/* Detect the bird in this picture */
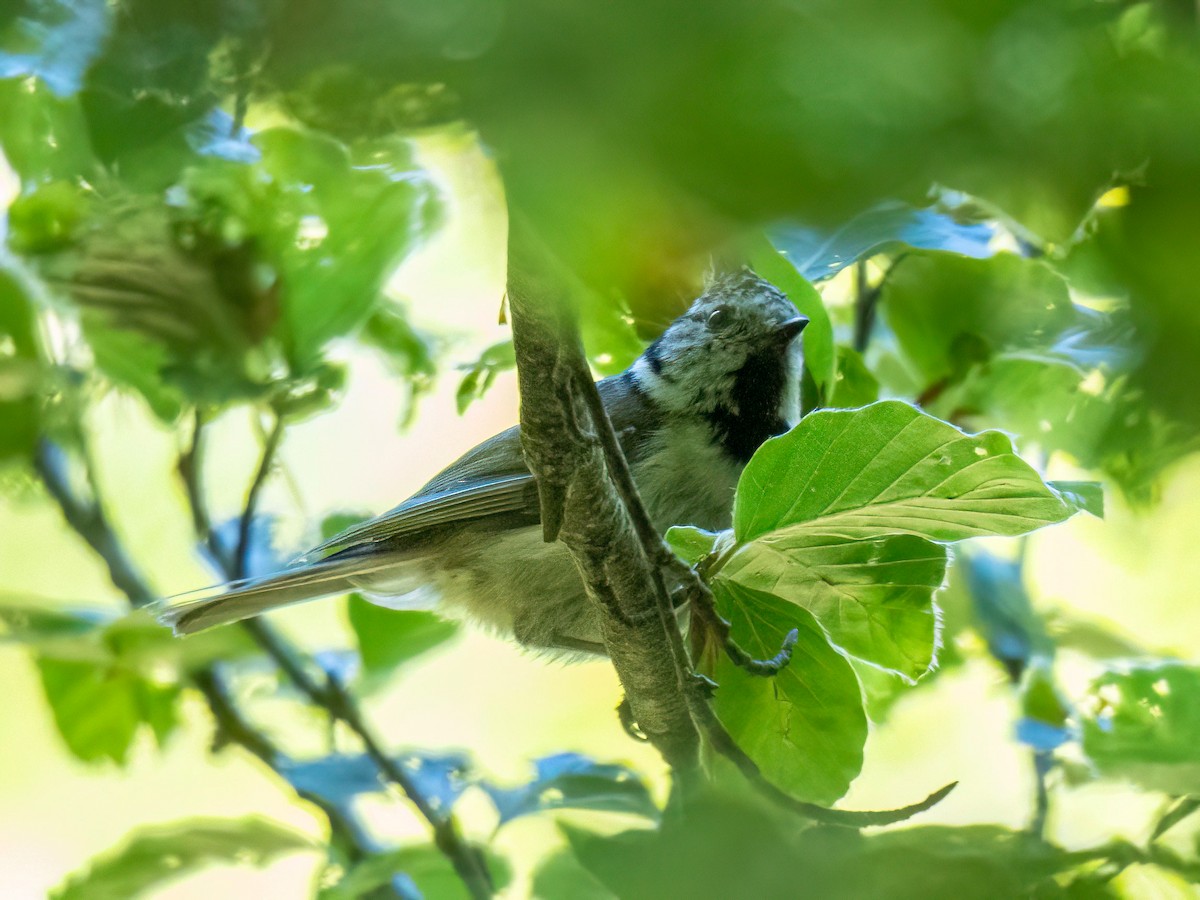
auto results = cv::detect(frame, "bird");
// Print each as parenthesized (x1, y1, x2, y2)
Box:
(157, 268, 809, 657)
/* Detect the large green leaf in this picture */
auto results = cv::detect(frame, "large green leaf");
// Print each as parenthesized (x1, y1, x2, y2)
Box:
(0, 76, 96, 182)
(53, 818, 312, 900)
(717, 533, 945, 681)
(1081, 663, 1200, 795)
(733, 401, 1086, 543)
(711, 581, 867, 805)
(37, 656, 179, 765)
(566, 795, 1102, 900)
(29, 607, 249, 763)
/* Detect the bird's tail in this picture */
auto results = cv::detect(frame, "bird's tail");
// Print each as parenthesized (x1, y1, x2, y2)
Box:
(154, 553, 403, 635)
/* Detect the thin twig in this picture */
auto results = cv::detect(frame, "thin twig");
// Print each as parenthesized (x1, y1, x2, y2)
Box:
(34, 439, 154, 607)
(685, 674, 956, 827)
(193, 667, 411, 900)
(234, 412, 285, 580)
(202, 412, 494, 898)
(177, 409, 225, 569)
(33, 437, 395, 883)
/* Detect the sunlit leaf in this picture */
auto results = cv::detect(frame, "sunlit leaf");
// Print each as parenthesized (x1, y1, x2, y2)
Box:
(52, 818, 312, 900)
(664, 524, 720, 566)
(717, 533, 945, 680)
(710, 581, 866, 804)
(36, 656, 180, 764)
(1081, 663, 1200, 795)
(734, 401, 1086, 543)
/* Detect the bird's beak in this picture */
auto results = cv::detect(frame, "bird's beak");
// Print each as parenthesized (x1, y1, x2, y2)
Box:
(772, 315, 809, 346)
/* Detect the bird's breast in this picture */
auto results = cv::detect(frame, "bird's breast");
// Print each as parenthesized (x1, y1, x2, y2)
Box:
(630, 423, 744, 533)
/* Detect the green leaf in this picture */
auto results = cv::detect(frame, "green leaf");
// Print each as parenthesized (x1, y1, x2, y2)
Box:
(0, 76, 95, 182)
(0, 603, 112, 641)
(1081, 663, 1200, 795)
(770, 199, 998, 283)
(28, 608, 249, 763)
(456, 338, 515, 414)
(36, 656, 180, 765)
(744, 233, 836, 402)
(320, 844, 511, 900)
(480, 752, 659, 827)
(1046, 480, 1103, 519)
(82, 320, 186, 423)
(251, 128, 435, 372)
(664, 525, 721, 566)
(710, 581, 867, 805)
(347, 595, 459, 684)
(880, 251, 1077, 384)
(566, 795, 1095, 900)
(716, 533, 945, 680)
(0, 266, 42, 461)
(828, 344, 880, 409)
(531, 849, 616, 900)
(53, 817, 312, 900)
(733, 401, 1083, 544)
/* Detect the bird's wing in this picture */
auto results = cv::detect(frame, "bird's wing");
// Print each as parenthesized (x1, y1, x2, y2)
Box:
(302, 426, 538, 559)
(304, 372, 657, 560)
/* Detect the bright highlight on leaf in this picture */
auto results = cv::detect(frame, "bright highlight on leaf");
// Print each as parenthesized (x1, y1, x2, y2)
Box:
(692, 401, 1100, 804)
(711, 580, 867, 805)
(734, 400, 1092, 543)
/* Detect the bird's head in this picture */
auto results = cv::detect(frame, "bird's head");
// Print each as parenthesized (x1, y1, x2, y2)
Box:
(631, 268, 808, 460)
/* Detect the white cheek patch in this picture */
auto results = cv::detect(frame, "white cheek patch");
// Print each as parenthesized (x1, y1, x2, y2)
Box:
(781, 341, 804, 427)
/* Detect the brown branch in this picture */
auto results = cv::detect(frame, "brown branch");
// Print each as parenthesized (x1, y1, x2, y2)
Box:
(505, 218, 701, 778)
(504, 219, 956, 828)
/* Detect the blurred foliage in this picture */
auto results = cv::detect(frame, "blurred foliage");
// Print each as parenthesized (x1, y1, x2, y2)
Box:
(3, 0, 1200, 896)
(53, 817, 313, 900)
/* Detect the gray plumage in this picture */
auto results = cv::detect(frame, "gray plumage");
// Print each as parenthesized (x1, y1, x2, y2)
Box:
(156, 269, 808, 655)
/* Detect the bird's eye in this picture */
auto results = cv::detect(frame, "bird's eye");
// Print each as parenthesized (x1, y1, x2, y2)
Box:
(707, 307, 732, 330)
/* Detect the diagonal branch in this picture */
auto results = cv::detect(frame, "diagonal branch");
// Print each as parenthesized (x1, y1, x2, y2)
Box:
(35, 432, 492, 899)
(506, 219, 701, 777)
(185, 413, 495, 899)
(504, 219, 956, 828)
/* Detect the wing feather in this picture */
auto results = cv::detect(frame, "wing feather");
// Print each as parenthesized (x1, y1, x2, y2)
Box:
(301, 373, 655, 561)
